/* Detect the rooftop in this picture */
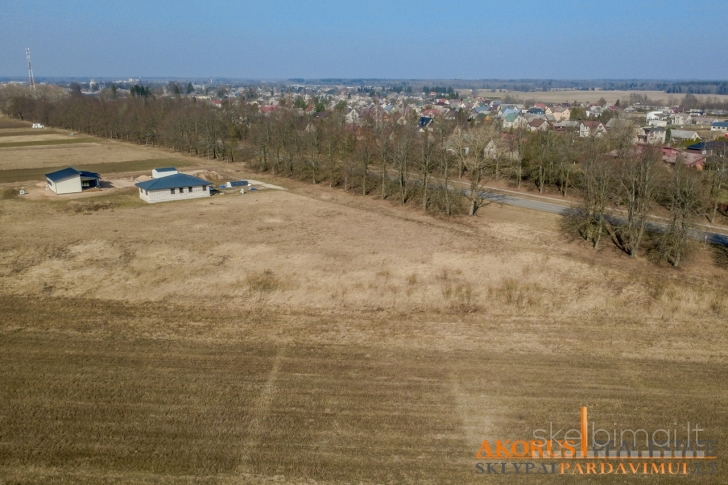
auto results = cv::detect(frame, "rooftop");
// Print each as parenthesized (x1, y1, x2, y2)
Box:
(136, 173, 211, 191)
(46, 167, 100, 182)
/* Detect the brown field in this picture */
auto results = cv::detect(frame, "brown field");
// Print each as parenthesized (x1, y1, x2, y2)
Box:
(0, 117, 31, 129)
(0, 140, 183, 170)
(0, 128, 61, 137)
(1, 125, 727, 484)
(471, 89, 728, 106)
(0, 133, 78, 144)
(0, 158, 196, 184)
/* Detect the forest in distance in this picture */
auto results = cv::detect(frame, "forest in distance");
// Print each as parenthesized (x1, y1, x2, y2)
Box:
(2, 88, 728, 270)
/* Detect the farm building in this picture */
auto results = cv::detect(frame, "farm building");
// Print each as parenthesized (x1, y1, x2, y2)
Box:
(152, 167, 178, 178)
(45, 167, 101, 195)
(135, 172, 211, 203)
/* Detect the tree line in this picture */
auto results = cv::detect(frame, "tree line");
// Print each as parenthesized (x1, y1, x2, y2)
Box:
(1, 88, 727, 268)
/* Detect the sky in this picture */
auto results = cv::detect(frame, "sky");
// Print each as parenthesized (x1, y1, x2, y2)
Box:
(1, 0, 727, 80)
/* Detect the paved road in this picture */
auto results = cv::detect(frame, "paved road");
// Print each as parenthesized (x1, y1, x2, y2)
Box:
(483, 191, 571, 215)
(478, 190, 728, 247)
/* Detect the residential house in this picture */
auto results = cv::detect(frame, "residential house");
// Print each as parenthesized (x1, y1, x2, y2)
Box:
(646, 111, 668, 127)
(418, 116, 433, 131)
(553, 120, 579, 132)
(687, 140, 728, 155)
(669, 130, 700, 144)
(551, 107, 571, 122)
(670, 113, 692, 126)
(661, 147, 705, 170)
(692, 116, 717, 126)
(136, 172, 211, 204)
(527, 119, 550, 132)
(710, 120, 728, 133)
(639, 126, 667, 145)
(502, 113, 528, 130)
(344, 109, 359, 124)
(579, 121, 607, 137)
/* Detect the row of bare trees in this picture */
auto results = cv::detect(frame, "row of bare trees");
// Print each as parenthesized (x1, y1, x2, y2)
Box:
(575, 134, 728, 266)
(2, 89, 727, 267)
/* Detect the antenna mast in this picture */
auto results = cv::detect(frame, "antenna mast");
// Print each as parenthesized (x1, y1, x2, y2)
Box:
(26, 48, 35, 90)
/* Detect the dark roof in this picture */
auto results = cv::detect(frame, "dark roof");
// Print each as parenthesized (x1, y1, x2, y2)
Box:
(154, 167, 177, 172)
(136, 173, 211, 191)
(45, 167, 99, 182)
(418, 116, 432, 128)
(686, 140, 728, 152)
(711, 121, 728, 127)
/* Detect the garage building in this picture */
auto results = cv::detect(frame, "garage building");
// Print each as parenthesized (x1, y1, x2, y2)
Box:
(46, 167, 101, 195)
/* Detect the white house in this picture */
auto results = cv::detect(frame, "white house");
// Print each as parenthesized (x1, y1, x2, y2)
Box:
(32, 123, 45, 129)
(710, 121, 728, 133)
(646, 111, 668, 127)
(152, 167, 178, 178)
(579, 121, 607, 138)
(670, 113, 692, 126)
(46, 167, 101, 195)
(136, 172, 211, 203)
(639, 127, 666, 145)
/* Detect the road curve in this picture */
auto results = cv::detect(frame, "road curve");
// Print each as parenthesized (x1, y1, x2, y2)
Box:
(478, 190, 728, 247)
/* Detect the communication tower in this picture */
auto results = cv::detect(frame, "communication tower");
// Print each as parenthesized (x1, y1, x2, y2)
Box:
(26, 48, 35, 90)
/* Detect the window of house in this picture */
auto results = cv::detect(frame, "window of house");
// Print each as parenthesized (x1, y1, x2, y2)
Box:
(170, 189, 175, 194)
(188, 187, 193, 192)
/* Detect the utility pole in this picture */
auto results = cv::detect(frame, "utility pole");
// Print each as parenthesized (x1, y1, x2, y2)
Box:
(26, 48, 35, 90)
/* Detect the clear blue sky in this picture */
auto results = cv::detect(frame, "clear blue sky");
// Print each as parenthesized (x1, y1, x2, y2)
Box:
(1, 0, 726, 80)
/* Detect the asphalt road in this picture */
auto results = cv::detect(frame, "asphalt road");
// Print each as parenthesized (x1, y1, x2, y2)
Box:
(479, 190, 728, 247)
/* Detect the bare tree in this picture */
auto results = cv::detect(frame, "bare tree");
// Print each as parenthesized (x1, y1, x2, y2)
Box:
(392, 126, 414, 205)
(704, 145, 728, 223)
(418, 132, 437, 211)
(658, 160, 705, 267)
(525, 131, 557, 194)
(577, 136, 613, 249)
(614, 145, 663, 258)
(445, 126, 469, 179)
(507, 126, 528, 188)
(462, 123, 503, 216)
(303, 124, 323, 184)
(356, 134, 373, 195)
(375, 125, 393, 199)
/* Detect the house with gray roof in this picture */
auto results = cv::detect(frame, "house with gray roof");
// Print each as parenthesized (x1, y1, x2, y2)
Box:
(669, 130, 701, 143)
(136, 171, 211, 203)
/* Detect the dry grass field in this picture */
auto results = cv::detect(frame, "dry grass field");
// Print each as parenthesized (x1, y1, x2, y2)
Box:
(0, 124, 182, 171)
(1, 122, 728, 484)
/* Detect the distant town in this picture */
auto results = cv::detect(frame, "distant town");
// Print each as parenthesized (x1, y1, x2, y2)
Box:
(5, 77, 727, 167)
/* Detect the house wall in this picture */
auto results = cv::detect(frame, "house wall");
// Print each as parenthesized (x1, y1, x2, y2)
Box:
(48, 176, 82, 195)
(141, 185, 210, 203)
